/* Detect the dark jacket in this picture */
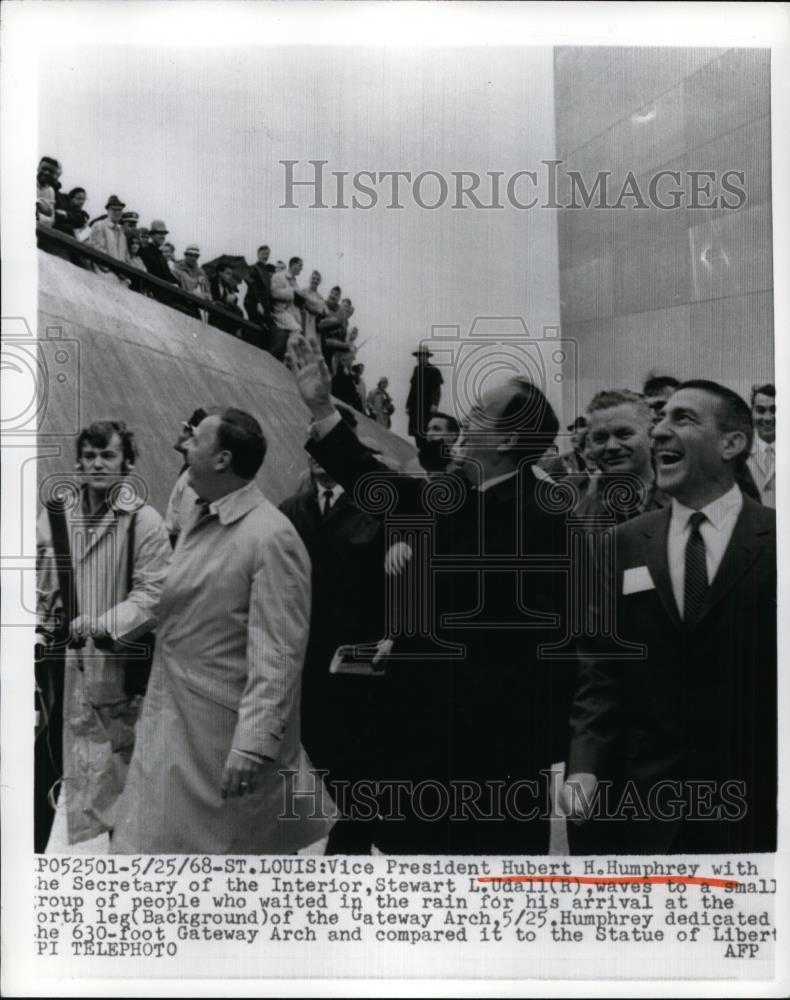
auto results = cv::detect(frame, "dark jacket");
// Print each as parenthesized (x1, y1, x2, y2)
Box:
(306, 420, 574, 852)
(244, 262, 274, 326)
(567, 497, 776, 854)
(405, 363, 443, 438)
(140, 244, 178, 285)
(279, 485, 386, 782)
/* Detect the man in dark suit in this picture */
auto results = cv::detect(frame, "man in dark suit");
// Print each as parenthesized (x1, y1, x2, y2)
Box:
(244, 245, 275, 349)
(406, 347, 444, 450)
(289, 336, 574, 854)
(139, 219, 179, 285)
(279, 446, 387, 853)
(562, 380, 776, 853)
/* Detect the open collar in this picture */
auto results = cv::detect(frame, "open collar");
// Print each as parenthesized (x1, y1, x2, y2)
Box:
(203, 480, 264, 526)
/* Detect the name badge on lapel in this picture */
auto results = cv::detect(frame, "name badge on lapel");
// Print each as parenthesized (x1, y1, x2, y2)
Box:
(623, 565, 655, 595)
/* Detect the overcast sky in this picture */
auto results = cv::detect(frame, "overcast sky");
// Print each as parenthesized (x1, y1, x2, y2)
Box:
(39, 45, 561, 434)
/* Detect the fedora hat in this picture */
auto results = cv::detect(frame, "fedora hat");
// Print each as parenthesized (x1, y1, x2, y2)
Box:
(105, 194, 126, 210)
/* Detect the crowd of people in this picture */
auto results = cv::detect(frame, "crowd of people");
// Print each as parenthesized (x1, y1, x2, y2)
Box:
(36, 156, 394, 393)
(34, 156, 776, 859)
(34, 315, 777, 856)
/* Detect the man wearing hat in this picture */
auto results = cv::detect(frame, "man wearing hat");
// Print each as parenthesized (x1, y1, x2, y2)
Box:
(86, 195, 130, 262)
(139, 219, 179, 287)
(120, 211, 139, 236)
(405, 346, 443, 449)
(174, 244, 210, 300)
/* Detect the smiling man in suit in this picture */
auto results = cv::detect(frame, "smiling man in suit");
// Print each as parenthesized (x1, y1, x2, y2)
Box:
(562, 380, 776, 853)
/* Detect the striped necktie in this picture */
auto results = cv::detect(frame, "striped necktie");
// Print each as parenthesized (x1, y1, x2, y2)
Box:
(683, 511, 709, 626)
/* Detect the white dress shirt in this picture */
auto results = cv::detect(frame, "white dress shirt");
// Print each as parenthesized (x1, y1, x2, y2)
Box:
(667, 483, 743, 617)
(318, 482, 344, 512)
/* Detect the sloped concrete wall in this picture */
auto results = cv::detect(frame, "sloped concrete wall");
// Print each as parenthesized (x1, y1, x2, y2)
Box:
(37, 251, 415, 516)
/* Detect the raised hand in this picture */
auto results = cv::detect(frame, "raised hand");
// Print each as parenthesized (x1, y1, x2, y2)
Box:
(385, 541, 413, 577)
(287, 335, 335, 420)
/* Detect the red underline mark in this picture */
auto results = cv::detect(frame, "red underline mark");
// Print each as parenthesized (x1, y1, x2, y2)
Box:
(477, 876, 740, 889)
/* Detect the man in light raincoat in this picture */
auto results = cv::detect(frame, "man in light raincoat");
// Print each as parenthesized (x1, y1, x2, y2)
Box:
(36, 419, 171, 848)
(113, 408, 334, 853)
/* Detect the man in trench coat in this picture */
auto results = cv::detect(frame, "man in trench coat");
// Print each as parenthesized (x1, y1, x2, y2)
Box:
(113, 408, 334, 853)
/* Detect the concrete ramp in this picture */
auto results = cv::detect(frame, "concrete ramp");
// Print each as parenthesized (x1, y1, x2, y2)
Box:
(37, 251, 415, 515)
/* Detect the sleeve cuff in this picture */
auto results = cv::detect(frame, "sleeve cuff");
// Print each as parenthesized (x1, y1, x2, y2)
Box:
(233, 727, 284, 762)
(310, 410, 342, 440)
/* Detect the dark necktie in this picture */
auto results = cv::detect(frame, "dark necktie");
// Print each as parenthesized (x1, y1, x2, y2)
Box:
(321, 489, 334, 516)
(684, 511, 709, 626)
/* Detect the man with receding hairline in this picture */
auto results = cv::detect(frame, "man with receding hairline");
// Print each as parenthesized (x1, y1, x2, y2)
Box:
(576, 389, 669, 522)
(290, 336, 573, 854)
(113, 407, 332, 853)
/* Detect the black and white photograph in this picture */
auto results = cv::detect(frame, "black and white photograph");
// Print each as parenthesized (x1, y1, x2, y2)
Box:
(2, 1, 788, 995)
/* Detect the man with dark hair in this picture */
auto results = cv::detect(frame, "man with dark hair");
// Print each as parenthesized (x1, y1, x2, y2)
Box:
(642, 374, 680, 424)
(36, 156, 60, 226)
(406, 347, 443, 449)
(113, 408, 331, 854)
(417, 412, 461, 474)
(244, 245, 275, 347)
(575, 389, 668, 521)
(36, 419, 171, 850)
(563, 379, 776, 853)
(208, 261, 245, 336)
(290, 337, 572, 854)
(350, 363, 368, 413)
(747, 382, 776, 508)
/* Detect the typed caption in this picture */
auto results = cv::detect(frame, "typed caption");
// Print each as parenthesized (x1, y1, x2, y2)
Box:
(32, 854, 777, 980)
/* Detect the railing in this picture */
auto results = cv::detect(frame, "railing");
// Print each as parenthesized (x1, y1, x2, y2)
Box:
(36, 224, 267, 349)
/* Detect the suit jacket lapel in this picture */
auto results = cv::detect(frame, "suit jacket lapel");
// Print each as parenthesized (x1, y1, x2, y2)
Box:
(697, 501, 768, 624)
(639, 507, 683, 630)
